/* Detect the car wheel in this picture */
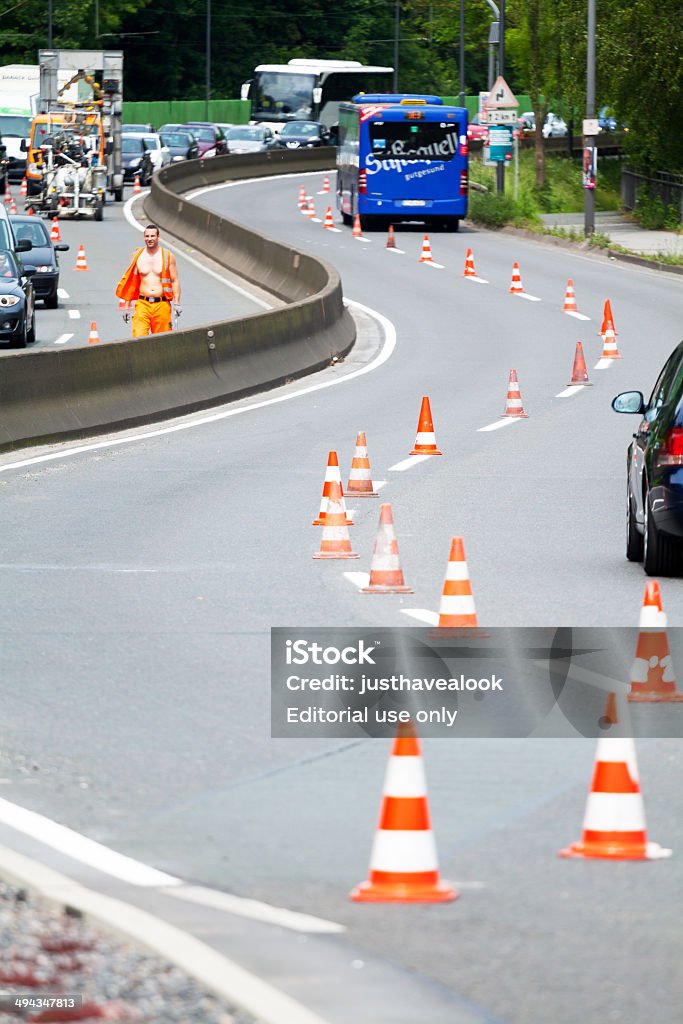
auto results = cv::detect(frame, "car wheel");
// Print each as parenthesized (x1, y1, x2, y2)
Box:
(94, 200, 104, 222)
(26, 312, 35, 345)
(45, 292, 58, 309)
(643, 488, 676, 576)
(626, 486, 644, 562)
(13, 319, 27, 349)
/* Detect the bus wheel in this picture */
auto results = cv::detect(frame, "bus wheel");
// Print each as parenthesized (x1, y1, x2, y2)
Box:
(360, 215, 379, 232)
(443, 218, 460, 232)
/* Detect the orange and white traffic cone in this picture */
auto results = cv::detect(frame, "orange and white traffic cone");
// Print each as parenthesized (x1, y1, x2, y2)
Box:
(20, 177, 27, 197)
(419, 234, 434, 264)
(559, 733, 672, 860)
(350, 723, 457, 903)
(436, 536, 478, 630)
(9, 197, 17, 215)
(360, 504, 413, 594)
(87, 321, 100, 345)
(568, 341, 592, 386)
(323, 206, 336, 229)
(133, 174, 142, 195)
(352, 213, 363, 238)
(563, 278, 578, 313)
(306, 197, 316, 219)
(599, 298, 617, 336)
(501, 369, 529, 417)
(346, 431, 378, 497)
(629, 581, 683, 702)
(313, 480, 359, 560)
(74, 244, 88, 271)
(319, 176, 330, 194)
(298, 184, 307, 210)
(463, 247, 477, 278)
(313, 451, 353, 526)
(26, 206, 35, 216)
(386, 224, 396, 250)
(410, 396, 442, 456)
(600, 321, 621, 359)
(509, 261, 525, 294)
(50, 217, 61, 242)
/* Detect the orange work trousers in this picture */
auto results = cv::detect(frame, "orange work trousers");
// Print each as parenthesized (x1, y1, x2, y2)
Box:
(132, 298, 172, 337)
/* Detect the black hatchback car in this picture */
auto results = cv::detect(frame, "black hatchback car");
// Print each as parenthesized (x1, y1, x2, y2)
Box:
(613, 340, 683, 574)
(0, 247, 35, 348)
(271, 121, 330, 149)
(121, 135, 154, 184)
(11, 215, 69, 308)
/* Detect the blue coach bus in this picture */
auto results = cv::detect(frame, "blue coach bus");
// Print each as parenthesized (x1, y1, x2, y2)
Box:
(336, 94, 469, 232)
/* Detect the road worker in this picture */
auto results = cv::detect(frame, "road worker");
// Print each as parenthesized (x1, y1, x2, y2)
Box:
(115, 224, 181, 336)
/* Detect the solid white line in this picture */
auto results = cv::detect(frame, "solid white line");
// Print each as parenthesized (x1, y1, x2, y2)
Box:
(68, 309, 80, 319)
(123, 194, 274, 311)
(0, 298, 397, 473)
(388, 454, 434, 472)
(565, 310, 591, 321)
(555, 385, 586, 398)
(512, 292, 542, 302)
(54, 333, 74, 345)
(343, 571, 370, 589)
(57, 287, 69, 299)
(477, 418, 523, 432)
(165, 885, 345, 935)
(401, 608, 439, 626)
(594, 358, 615, 370)
(0, 797, 181, 887)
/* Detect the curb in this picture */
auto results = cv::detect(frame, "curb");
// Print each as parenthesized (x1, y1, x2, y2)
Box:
(0, 844, 331, 1024)
(605, 248, 683, 275)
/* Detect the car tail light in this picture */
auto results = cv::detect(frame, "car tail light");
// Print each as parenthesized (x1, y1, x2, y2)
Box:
(459, 170, 468, 195)
(358, 169, 367, 195)
(657, 427, 683, 466)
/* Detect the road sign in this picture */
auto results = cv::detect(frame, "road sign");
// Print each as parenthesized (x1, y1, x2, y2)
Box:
(486, 108, 517, 125)
(487, 76, 518, 109)
(488, 125, 513, 162)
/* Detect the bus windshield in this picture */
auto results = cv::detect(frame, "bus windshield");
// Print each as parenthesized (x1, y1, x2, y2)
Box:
(254, 73, 316, 121)
(369, 121, 460, 162)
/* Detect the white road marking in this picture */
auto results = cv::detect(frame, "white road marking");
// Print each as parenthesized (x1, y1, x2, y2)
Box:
(68, 309, 80, 319)
(420, 261, 445, 269)
(0, 797, 181, 887)
(464, 276, 489, 284)
(555, 385, 586, 398)
(401, 608, 439, 625)
(389, 454, 435, 472)
(511, 292, 542, 302)
(354, 236, 372, 243)
(565, 311, 591, 321)
(386, 247, 405, 254)
(164, 884, 345, 935)
(343, 571, 370, 589)
(57, 287, 69, 299)
(323, 226, 342, 233)
(594, 358, 615, 370)
(477, 418, 523, 432)
(0, 298, 397, 473)
(374, 480, 387, 491)
(54, 333, 73, 345)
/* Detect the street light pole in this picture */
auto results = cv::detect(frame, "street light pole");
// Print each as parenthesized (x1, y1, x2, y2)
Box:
(584, 0, 596, 236)
(496, 0, 506, 194)
(205, 0, 211, 120)
(394, 0, 400, 91)
(459, 0, 465, 107)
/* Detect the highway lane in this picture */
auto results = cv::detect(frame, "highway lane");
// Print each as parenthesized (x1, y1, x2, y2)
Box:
(0, 183, 273, 352)
(0, 171, 682, 1023)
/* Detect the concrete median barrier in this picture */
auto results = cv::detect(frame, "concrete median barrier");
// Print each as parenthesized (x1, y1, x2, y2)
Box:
(0, 147, 354, 452)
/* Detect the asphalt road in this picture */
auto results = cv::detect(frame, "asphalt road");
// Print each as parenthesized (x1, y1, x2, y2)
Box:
(0, 171, 681, 1024)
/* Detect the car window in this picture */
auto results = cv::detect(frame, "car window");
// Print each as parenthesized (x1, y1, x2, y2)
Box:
(14, 222, 48, 246)
(647, 351, 683, 420)
(122, 138, 144, 153)
(0, 248, 19, 277)
(144, 137, 160, 149)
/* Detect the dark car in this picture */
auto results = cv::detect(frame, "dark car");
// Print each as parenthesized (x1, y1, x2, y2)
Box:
(121, 135, 154, 184)
(10, 215, 69, 308)
(159, 130, 200, 163)
(0, 247, 35, 348)
(182, 123, 227, 157)
(272, 121, 330, 149)
(613, 340, 683, 574)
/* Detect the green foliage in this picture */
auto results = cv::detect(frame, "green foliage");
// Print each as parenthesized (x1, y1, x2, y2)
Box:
(633, 185, 681, 230)
(467, 190, 516, 228)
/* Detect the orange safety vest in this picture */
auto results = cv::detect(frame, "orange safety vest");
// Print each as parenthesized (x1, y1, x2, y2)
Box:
(115, 246, 174, 302)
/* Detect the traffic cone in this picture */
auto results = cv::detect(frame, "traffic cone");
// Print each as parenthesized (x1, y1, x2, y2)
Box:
(313, 480, 359, 560)
(133, 174, 142, 195)
(410, 396, 442, 455)
(346, 431, 378, 497)
(313, 451, 353, 526)
(509, 261, 524, 294)
(419, 234, 434, 264)
(74, 244, 88, 271)
(599, 299, 617, 336)
(436, 536, 478, 630)
(306, 197, 316, 219)
(559, 734, 672, 860)
(600, 691, 619, 728)
(50, 217, 61, 242)
(350, 723, 457, 903)
(323, 206, 336, 229)
(629, 581, 683, 702)
(9, 197, 17, 215)
(501, 369, 528, 417)
(360, 504, 413, 594)
(320, 176, 330, 194)
(20, 177, 27, 197)
(352, 213, 362, 238)
(600, 322, 621, 359)
(568, 341, 592, 386)
(386, 225, 396, 250)
(87, 321, 100, 345)
(563, 278, 578, 313)
(463, 248, 477, 278)
(298, 184, 307, 210)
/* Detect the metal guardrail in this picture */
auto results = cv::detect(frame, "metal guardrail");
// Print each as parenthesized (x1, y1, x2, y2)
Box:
(622, 168, 683, 216)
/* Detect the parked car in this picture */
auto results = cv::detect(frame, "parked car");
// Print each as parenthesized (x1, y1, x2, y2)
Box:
(613, 340, 683, 574)
(466, 114, 488, 142)
(158, 123, 186, 134)
(0, 246, 35, 347)
(271, 121, 330, 149)
(182, 123, 227, 157)
(542, 113, 568, 138)
(225, 125, 277, 154)
(159, 130, 200, 163)
(518, 111, 536, 136)
(122, 123, 154, 134)
(10, 214, 69, 309)
(125, 132, 171, 173)
(121, 134, 154, 184)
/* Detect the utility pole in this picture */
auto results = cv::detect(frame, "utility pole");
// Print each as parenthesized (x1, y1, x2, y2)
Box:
(205, 0, 211, 120)
(584, 0, 596, 236)
(459, 0, 465, 106)
(394, 0, 400, 91)
(496, 0, 505, 194)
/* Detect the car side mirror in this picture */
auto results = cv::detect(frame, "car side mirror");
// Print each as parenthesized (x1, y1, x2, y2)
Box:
(55, 243, 70, 252)
(612, 391, 645, 414)
(20, 139, 28, 152)
(15, 238, 32, 252)
(22, 266, 37, 276)
(327, 125, 339, 145)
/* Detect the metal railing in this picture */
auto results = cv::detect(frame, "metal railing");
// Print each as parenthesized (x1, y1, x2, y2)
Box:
(622, 168, 683, 217)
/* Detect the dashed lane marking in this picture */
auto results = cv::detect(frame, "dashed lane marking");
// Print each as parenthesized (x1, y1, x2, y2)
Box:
(565, 311, 591, 321)
(54, 333, 74, 345)
(401, 608, 439, 625)
(511, 292, 542, 302)
(463, 276, 489, 284)
(388, 454, 435, 472)
(594, 358, 616, 370)
(555, 385, 586, 398)
(57, 287, 69, 299)
(386, 247, 406, 254)
(343, 571, 370, 590)
(68, 309, 80, 319)
(477, 418, 524, 432)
